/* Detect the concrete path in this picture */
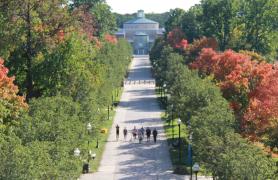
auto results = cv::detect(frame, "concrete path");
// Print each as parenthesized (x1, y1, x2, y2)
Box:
(80, 56, 211, 180)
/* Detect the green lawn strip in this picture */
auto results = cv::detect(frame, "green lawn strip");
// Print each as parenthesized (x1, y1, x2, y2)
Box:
(88, 87, 123, 172)
(162, 112, 211, 176)
(162, 113, 189, 172)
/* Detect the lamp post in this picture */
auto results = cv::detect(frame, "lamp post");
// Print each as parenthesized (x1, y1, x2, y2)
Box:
(177, 118, 182, 164)
(84, 123, 92, 173)
(170, 104, 174, 142)
(96, 108, 101, 149)
(111, 93, 114, 109)
(74, 148, 80, 157)
(192, 163, 200, 180)
(107, 105, 110, 120)
(163, 83, 166, 99)
(186, 112, 193, 180)
(189, 133, 193, 180)
(159, 79, 163, 99)
(91, 153, 96, 160)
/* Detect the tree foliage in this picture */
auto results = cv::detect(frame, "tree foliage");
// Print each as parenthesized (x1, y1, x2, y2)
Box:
(167, 0, 278, 59)
(166, 28, 188, 51)
(0, 0, 132, 178)
(0, 0, 71, 99)
(191, 48, 278, 142)
(165, 8, 185, 33)
(0, 58, 27, 127)
(150, 45, 277, 178)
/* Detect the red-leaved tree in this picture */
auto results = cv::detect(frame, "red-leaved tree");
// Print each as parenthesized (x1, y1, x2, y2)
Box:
(190, 48, 278, 140)
(167, 28, 188, 50)
(185, 37, 218, 64)
(0, 58, 28, 126)
(104, 34, 118, 44)
(243, 65, 278, 138)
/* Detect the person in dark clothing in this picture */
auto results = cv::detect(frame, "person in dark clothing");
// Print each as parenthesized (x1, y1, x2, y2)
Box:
(140, 126, 145, 138)
(146, 127, 151, 142)
(152, 128, 158, 143)
(123, 127, 128, 141)
(116, 124, 120, 141)
(132, 126, 137, 140)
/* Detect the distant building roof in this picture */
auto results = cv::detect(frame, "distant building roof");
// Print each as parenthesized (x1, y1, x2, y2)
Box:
(124, 10, 158, 25)
(124, 18, 158, 24)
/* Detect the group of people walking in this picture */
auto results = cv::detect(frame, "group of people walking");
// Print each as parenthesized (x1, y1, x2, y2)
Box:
(116, 124, 158, 143)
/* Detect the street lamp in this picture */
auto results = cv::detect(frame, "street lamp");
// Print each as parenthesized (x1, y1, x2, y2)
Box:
(107, 105, 110, 120)
(74, 148, 80, 157)
(91, 153, 96, 160)
(177, 118, 182, 164)
(159, 79, 163, 99)
(83, 123, 92, 173)
(96, 109, 100, 149)
(170, 104, 174, 142)
(192, 163, 200, 180)
(163, 83, 166, 98)
(87, 122, 92, 151)
(189, 133, 193, 180)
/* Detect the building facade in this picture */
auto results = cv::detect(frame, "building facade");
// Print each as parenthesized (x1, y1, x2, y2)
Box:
(115, 10, 164, 55)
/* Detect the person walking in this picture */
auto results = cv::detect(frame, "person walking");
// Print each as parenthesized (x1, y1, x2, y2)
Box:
(152, 128, 158, 143)
(146, 127, 151, 142)
(123, 127, 128, 141)
(116, 124, 120, 141)
(132, 126, 137, 141)
(138, 130, 143, 144)
(140, 126, 145, 139)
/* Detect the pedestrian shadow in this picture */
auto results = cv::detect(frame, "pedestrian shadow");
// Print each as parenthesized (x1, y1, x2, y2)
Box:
(114, 138, 176, 179)
(128, 67, 153, 81)
(123, 118, 162, 125)
(119, 98, 160, 112)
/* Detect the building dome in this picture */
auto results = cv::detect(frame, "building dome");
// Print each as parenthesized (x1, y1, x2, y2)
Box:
(124, 10, 158, 25)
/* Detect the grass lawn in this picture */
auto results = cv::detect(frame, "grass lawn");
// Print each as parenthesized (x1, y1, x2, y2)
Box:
(162, 113, 195, 175)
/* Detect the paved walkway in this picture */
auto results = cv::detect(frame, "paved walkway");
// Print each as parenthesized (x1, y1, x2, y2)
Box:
(80, 56, 211, 180)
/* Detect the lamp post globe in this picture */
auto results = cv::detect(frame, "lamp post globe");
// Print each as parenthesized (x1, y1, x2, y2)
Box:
(193, 163, 200, 180)
(87, 123, 92, 131)
(74, 148, 80, 157)
(92, 153, 96, 160)
(177, 118, 182, 125)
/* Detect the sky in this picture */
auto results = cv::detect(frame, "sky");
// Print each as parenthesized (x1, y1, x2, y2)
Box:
(106, 0, 201, 14)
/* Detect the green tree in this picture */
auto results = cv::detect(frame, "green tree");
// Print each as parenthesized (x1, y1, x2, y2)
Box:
(181, 5, 203, 43)
(0, 0, 71, 99)
(38, 33, 100, 100)
(151, 46, 277, 178)
(91, 3, 117, 36)
(15, 96, 84, 179)
(201, 0, 233, 50)
(236, 0, 278, 55)
(70, 0, 104, 9)
(165, 8, 185, 33)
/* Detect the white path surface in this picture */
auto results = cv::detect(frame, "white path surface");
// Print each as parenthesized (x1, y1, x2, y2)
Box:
(80, 56, 211, 180)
